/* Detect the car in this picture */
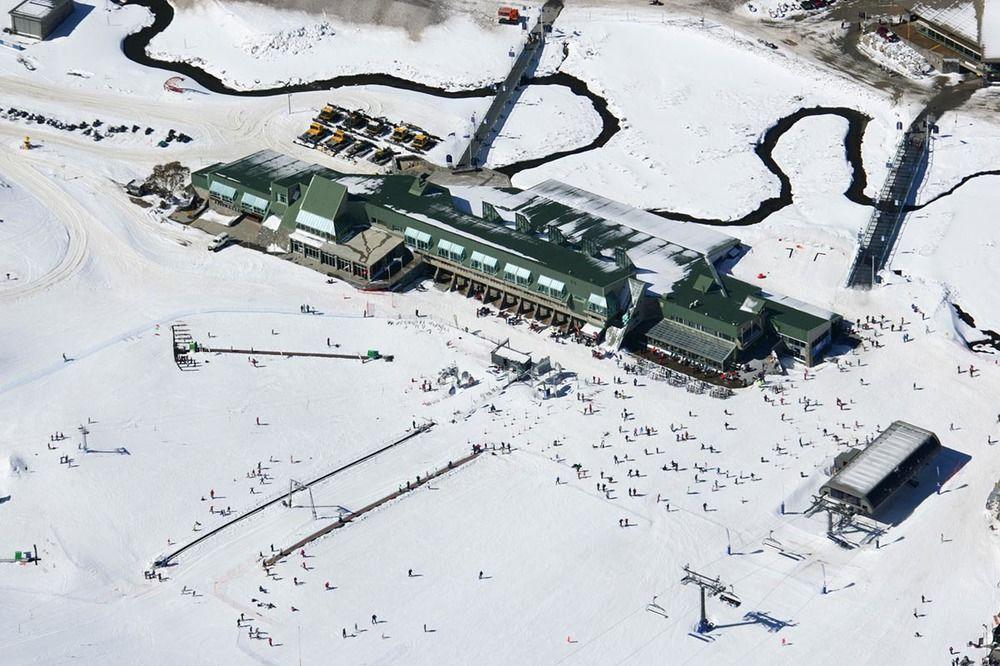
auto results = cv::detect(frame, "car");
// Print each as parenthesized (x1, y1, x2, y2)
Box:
(208, 232, 232, 252)
(875, 24, 898, 42)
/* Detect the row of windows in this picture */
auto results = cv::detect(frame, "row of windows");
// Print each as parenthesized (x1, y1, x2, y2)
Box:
(915, 23, 981, 62)
(666, 314, 735, 341)
(537, 283, 565, 298)
(398, 225, 613, 317)
(587, 302, 607, 316)
(298, 223, 335, 243)
(470, 257, 497, 275)
(291, 240, 371, 278)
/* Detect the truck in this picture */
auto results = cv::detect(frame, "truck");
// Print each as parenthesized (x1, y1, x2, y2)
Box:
(316, 104, 343, 124)
(411, 133, 432, 150)
(370, 147, 396, 165)
(390, 126, 412, 143)
(365, 119, 389, 138)
(346, 110, 368, 129)
(498, 6, 520, 24)
(324, 128, 354, 154)
(299, 122, 329, 145)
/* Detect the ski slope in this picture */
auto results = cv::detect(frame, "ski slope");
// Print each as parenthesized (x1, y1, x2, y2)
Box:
(0, 0, 999, 663)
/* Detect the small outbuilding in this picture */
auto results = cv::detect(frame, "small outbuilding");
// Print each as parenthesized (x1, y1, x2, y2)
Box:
(8, 0, 73, 39)
(819, 421, 941, 515)
(491, 341, 532, 373)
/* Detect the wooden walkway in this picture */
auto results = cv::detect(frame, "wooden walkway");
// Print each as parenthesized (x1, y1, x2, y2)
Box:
(263, 449, 483, 567)
(152, 423, 433, 569)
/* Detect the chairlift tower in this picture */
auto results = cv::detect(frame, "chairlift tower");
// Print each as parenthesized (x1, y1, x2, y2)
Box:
(78, 423, 89, 452)
(806, 494, 858, 535)
(287, 479, 317, 520)
(680, 565, 741, 633)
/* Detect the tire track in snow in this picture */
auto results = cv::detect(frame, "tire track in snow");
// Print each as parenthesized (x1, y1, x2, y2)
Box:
(0, 150, 89, 303)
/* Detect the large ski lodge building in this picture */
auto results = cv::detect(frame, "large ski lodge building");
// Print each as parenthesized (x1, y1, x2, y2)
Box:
(192, 150, 840, 370)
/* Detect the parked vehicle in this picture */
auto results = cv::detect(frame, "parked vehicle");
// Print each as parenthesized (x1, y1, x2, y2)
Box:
(208, 233, 232, 252)
(875, 24, 899, 42)
(390, 126, 412, 143)
(497, 6, 520, 24)
(411, 133, 433, 150)
(370, 147, 396, 165)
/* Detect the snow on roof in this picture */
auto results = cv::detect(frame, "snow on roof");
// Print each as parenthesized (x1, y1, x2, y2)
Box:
(469, 181, 731, 294)
(385, 205, 536, 263)
(625, 241, 698, 296)
(761, 291, 835, 321)
(10, 0, 67, 19)
(825, 422, 939, 499)
(449, 185, 519, 225)
(336, 176, 383, 196)
(911, 1, 980, 44)
(262, 214, 282, 232)
(524, 180, 737, 260)
(982, 0, 1000, 58)
(493, 344, 531, 364)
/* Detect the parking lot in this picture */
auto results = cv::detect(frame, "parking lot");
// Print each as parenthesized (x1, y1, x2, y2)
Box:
(293, 103, 443, 167)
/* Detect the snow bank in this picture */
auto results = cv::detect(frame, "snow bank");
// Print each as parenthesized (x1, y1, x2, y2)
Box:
(857, 33, 934, 80)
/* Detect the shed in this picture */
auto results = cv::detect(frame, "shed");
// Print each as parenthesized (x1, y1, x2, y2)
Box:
(819, 421, 941, 515)
(8, 0, 73, 39)
(491, 341, 531, 372)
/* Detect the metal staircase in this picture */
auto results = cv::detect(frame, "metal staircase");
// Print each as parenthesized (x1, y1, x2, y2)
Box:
(846, 121, 932, 289)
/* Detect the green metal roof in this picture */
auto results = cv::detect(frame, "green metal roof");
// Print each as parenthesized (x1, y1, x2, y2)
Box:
(660, 261, 836, 342)
(300, 175, 347, 218)
(660, 262, 762, 336)
(197, 149, 343, 198)
(766, 298, 833, 340)
(361, 176, 632, 287)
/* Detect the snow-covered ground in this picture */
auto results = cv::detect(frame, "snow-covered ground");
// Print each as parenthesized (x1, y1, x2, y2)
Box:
(147, 0, 538, 91)
(484, 83, 603, 168)
(0, 1, 161, 96)
(2, 152, 999, 662)
(0, 172, 68, 290)
(1, 0, 1000, 663)
(726, 114, 872, 305)
(892, 177, 1000, 334)
(512, 7, 910, 221)
(921, 99, 1000, 203)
